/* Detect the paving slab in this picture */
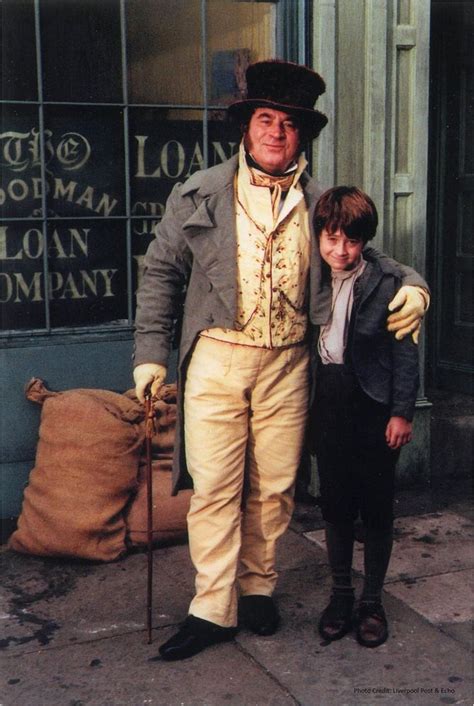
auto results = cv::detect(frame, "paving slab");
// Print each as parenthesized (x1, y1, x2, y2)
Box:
(438, 621, 473, 650)
(387, 568, 474, 624)
(304, 512, 474, 582)
(0, 545, 195, 655)
(237, 565, 473, 706)
(2, 627, 297, 706)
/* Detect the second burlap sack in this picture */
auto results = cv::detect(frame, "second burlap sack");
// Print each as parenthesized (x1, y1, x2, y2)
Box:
(124, 384, 192, 547)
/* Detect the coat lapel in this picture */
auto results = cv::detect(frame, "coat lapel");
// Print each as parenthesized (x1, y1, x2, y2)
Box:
(182, 166, 238, 317)
(303, 174, 330, 324)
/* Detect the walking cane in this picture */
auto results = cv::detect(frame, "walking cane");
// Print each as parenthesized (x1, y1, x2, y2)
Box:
(144, 391, 155, 644)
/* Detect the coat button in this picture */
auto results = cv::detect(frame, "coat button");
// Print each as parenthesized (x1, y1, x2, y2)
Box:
(208, 283, 213, 292)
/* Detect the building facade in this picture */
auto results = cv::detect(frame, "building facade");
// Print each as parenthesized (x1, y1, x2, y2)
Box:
(1, 0, 472, 523)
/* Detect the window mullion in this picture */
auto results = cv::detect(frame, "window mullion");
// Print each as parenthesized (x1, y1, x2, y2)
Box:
(120, 0, 133, 325)
(201, 0, 209, 170)
(34, 0, 51, 332)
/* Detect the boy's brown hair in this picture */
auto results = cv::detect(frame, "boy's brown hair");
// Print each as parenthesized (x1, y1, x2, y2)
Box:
(313, 186, 378, 243)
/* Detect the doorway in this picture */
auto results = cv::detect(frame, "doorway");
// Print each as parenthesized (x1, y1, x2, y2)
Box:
(428, 0, 474, 394)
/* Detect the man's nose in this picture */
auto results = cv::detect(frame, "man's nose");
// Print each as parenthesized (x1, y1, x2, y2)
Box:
(270, 122, 285, 138)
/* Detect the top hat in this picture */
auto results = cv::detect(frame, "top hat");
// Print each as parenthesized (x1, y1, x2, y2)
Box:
(228, 60, 328, 139)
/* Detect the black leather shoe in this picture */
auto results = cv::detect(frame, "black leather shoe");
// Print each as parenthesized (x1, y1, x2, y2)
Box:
(239, 595, 280, 636)
(318, 593, 354, 641)
(158, 616, 237, 661)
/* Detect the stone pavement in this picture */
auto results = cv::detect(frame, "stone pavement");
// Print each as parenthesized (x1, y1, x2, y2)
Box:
(1, 483, 472, 706)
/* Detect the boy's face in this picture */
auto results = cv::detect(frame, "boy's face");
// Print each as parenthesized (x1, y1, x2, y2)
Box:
(319, 228, 364, 271)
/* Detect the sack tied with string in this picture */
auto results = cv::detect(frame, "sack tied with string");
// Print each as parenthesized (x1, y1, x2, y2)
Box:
(9, 378, 144, 562)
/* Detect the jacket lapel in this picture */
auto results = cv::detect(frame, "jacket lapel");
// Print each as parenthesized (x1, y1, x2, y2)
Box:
(356, 259, 384, 309)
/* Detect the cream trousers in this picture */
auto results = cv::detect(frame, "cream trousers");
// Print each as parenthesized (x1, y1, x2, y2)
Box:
(184, 335, 310, 627)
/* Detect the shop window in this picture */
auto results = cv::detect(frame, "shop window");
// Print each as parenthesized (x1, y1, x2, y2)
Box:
(207, 0, 278, 103)
(1, 221, 47, 330)
(0, 104, 41, 219)
(40, 0, 123, 103)
(47, 220, 129, 328)
(44, 106, 126, 218)
(127, 0, 203, 105)
(1, 0, 37, 102)
(0, 0, 302, 335)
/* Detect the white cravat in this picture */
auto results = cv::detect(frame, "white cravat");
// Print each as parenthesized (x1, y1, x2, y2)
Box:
(318, 258, 367, 364)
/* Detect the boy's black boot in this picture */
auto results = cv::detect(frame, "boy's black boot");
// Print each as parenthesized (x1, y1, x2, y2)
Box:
(355, 525, 393, 648)
(318, 590, 354, 641)
(355, 600, 388, 647)
(319, 521, 355, 641)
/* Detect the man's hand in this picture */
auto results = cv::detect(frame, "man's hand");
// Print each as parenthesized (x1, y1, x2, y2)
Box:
(133, 363, 167, 404)
(385, 416, 413, 449)
(387, 286, 430, 343)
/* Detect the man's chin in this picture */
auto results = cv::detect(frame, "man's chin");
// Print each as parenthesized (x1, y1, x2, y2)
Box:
(261, 158, 291, 174)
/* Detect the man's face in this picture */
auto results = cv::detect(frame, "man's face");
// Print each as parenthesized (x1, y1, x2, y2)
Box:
(244, 107, 301, 174)
(319, 229, 364, 271)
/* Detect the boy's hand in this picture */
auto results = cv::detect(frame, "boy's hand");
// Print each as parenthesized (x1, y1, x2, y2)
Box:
(385, 416, 413, 449)
(387, 286, 430, 343)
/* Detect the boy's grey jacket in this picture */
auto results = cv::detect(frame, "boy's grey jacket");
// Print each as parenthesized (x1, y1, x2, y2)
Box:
(312, 255, 420, 421)
(134, 154, 427, 493)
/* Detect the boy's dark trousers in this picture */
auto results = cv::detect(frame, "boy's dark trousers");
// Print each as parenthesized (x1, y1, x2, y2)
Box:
(311, 363, 399, 603)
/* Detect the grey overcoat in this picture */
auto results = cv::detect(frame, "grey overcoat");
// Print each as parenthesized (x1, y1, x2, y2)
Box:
(134, 154, 426, 493)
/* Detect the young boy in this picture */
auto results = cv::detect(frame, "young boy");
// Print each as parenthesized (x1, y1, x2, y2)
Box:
(310, 186, 420, 647)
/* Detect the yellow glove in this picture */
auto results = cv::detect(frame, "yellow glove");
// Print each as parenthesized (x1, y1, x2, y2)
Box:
(133, 363, 167, 404)
(387, 286, 430, 344)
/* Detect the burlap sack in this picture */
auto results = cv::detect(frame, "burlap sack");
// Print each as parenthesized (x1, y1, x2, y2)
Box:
(124, 459, 192, 547)
(9, 378, 144, 561)
(124, 383, 192, 546)
(124, 384, 177, 458)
